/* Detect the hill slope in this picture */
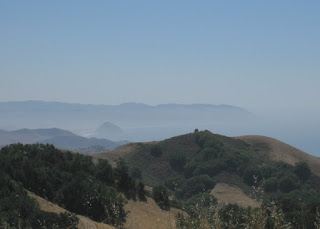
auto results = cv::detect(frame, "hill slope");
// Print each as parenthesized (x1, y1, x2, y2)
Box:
(0, 128, 125, 153)
(27, 192, 114, 229)
(236, 135, 320, 177)
(28, 189, 184, 229)
(124, 197, 185, 229)
(93, 131, 320, 211)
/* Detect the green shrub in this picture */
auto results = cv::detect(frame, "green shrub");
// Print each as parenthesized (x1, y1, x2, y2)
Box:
(169, 152, 186, 171)
(178, 175, 216, 199)
(261, 165, 276, 179)
(278, 174, 298, 193)
(184, 193, 217, 217)
(243, 166, 262, 186)
(150, 145, 162, 157)
(263, 177, 278, 192)
(153, 185, 170, 210)
(131, 167, 142, 179)
(137, 181, 147, 201)
(294, 162, 311, 182)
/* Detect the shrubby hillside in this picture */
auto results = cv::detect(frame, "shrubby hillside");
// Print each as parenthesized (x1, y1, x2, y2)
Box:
(94, 130, 320, 228)
(0, 143, 146, 228)
(2, 130, 320, 228)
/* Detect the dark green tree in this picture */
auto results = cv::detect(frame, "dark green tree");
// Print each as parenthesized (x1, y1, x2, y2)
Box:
(279, 174, 298, 193)
(153, 185, 170, 210)
(95, 159, 114, 185)
(150, 145, 162, 157)
(137, 181, 147, 201)
(169, 152, 186, 171)
(294, 162, 311, 182)
(131, 167, 142, 179)
(114, 159, 137, 199)
(243, 166, 262, 186)
(263, 177, 278, 192)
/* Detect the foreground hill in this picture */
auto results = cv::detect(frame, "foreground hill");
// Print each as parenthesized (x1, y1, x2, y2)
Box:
(0, 143, 187, 228)
(94, 131, 320, 183)
(93, 130, 320, 228)
(0, 144, 140, 227)
(0, 128, 126, 153)
(2, 131, 320, 228)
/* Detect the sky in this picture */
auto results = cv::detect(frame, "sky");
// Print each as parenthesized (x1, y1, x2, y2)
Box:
(1, 0, 319, 112)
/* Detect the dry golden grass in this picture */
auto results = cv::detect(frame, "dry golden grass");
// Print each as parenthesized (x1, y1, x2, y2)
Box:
(211, 183, 258, 208)
(28, 191, 185, 229)
(27, 191, 66, 214)
(235, 135, 320, 177)
(124, 197, 185, 229)
(27, 191, 115, 229)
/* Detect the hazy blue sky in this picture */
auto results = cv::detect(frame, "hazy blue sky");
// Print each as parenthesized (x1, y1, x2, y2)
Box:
(1, 1, 319, 111)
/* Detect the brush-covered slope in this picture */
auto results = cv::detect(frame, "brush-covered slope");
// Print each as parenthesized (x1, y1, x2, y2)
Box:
(94, 131, 320, 185)
(1, 143, 186, 229)
(0, 143, 143, 228)
(94, 130, 262, 206)
(93, 130, 258, 187)
(94, 130, 320, 227)
(28, 192, 184, 229)
(27, 192, 115, 229)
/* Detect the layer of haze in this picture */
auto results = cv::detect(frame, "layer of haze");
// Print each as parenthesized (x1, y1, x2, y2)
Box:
(0, 1, 319, 155)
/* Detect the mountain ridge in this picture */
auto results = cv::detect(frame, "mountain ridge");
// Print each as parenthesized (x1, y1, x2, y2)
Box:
(93, 131, 320, 210)
(0, 100, 246, 111)
(0, 128, 126, 153)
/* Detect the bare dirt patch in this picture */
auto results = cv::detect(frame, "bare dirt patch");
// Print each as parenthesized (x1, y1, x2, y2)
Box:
(124, 197, 185, 229)
(211, 183, 258, 208)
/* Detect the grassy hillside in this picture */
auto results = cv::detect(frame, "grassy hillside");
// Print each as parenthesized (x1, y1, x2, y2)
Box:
(3, 130, 320, 228)
(94, 130, 320, 228)
(94, 130, 258, 188)
(236, 135, 320, 176)
(94, 131, 253, 185)
(29, 192, 185, 229)
(27, 192, 115, 229)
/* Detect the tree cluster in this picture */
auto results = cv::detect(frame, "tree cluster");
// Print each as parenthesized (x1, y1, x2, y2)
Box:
(0, 143, 146, 227)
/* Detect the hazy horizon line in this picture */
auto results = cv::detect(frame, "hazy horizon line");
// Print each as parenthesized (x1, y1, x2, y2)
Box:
(0, 100, 244, 108)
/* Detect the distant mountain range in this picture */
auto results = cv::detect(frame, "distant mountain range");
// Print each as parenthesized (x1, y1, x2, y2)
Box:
(0, 100, 253, 141)
(0, 100, 246, 112)
(0, 128, 127, 154)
